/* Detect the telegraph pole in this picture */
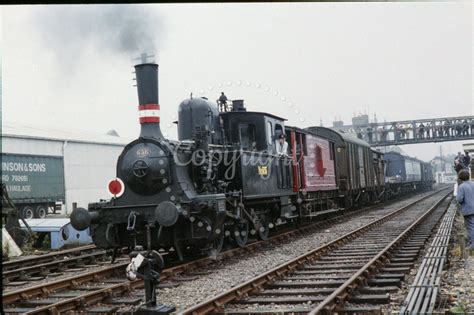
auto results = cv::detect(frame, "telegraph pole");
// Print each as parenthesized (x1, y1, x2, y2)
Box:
(440, 145, 445, 183)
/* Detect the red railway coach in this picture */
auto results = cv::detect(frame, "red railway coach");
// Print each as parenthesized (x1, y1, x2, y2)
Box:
(286, 126, 385, 216)
(303, 133, 337, 192)
(287, 127, 337, 192)
(307, 126, 385, 207)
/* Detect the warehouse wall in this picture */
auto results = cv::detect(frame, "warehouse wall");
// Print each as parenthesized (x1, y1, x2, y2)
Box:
(3, 137, 63, 157)
(63, 142, 124, 214)
(3, 135, 126, 215)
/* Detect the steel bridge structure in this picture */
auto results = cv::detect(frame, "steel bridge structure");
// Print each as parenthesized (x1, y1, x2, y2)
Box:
(331, 115, 474, 146)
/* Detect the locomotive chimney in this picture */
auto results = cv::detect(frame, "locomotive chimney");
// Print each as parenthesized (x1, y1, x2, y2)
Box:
(134, 63, 163, 139)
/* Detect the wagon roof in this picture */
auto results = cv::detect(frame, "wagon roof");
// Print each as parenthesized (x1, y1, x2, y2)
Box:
(304, 126, 371, 148)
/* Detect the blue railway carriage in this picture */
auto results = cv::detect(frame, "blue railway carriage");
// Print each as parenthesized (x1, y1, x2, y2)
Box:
(420, 161, 434, 189)
(384, 151, 433, 195)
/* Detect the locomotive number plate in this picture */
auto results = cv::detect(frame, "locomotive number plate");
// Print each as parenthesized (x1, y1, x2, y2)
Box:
(136, 148, 150, 158)
(258, 165, 268, 176)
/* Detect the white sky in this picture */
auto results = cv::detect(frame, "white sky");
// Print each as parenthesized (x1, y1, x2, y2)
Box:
(1, 3, 472, 161)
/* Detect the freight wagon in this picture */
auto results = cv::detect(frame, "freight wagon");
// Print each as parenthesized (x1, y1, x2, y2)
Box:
(384, 151, 433, 195)
(1, 153, 65, 219)
(385, 152, 421, 183)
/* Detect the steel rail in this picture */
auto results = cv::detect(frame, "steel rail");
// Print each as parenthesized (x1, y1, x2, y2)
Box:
(398, 201, 457, 314)
(308, 192, 451, 314)
(3, 250, 109, 282)
(2, 244, 97, 271)
(3, 203, 379, 313)
(181, 187, 451, 314)
(3, 188, 407, 306)
(2, 262, 129, 305)
(4, 188, 447, 314)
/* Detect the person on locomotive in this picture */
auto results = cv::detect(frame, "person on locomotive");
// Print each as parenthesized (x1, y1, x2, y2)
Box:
(218, 92, 228, 112)
(276, 134, 289, 157)
(456, 169, 474, 252)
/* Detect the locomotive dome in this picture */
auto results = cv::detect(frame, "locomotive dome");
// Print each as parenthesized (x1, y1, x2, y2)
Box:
(178, 97, 221, 142)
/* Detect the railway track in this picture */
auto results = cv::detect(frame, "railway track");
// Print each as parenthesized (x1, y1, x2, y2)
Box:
(399, 200, 457, 314)
(2, 245, 111, 285)
(2, 188, 449, 314)
(3, 245, 97, 272)
(2, 204, 385, 314)
(182, 188, 453, 314)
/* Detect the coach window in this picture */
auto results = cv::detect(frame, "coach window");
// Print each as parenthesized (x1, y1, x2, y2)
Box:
(329, 142, 335, 160)
(275, 123, 283, 138)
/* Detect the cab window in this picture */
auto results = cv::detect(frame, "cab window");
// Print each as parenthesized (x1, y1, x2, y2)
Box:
(239, 123, 257, 150)
(267, 121, 273, 145)
(275, 123, 283, 138)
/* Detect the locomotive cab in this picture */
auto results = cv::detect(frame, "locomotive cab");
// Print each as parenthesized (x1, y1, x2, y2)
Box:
(220, 110, 293, 198)
(221, 110, 287, 154)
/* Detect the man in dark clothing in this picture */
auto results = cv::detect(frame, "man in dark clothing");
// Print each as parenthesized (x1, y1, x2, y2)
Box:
(218, 92, 228, 112)
(454, 152, 464, 174)
(444, 119, 451, 137)
(419, 123, 425, 139)
(456, 170, 474, 251)
(455, 160, 464, 174)
(366, 126, 373, 142)
(393, 123, 400, 141)
(463, 150, 471, 169)
(400, 125, 406, 140)
(455, 120, 463, 137)
(462, 119, 469, 136)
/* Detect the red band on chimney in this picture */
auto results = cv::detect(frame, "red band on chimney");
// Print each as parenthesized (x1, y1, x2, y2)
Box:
(138, 103, 160, 124)
(138, 104, 160, 110)
(140, 117, 160, 123)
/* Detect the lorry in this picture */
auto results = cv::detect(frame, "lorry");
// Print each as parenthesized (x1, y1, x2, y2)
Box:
(2, 183, 31, 256)
(1, 153, 65, 219)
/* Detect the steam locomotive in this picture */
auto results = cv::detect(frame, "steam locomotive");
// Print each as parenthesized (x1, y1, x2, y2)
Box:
(71, 62, 433, 261)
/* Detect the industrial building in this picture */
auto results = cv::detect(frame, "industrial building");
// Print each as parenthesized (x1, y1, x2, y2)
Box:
(2, 122, 130, 215)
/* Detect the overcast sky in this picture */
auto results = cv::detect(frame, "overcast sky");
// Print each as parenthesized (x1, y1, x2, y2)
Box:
(1, 3, 472, 161)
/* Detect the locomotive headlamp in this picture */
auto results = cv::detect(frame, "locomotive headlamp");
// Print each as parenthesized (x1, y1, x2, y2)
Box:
(108, 178, 125, 197)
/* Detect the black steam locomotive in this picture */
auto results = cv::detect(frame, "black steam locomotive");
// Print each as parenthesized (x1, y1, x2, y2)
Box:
(71, 62, 433, 261)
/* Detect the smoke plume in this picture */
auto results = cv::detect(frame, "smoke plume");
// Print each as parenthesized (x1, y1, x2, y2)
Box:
(33, 5, 165, 65)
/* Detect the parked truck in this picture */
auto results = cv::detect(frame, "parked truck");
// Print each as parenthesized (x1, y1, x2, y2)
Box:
(1, 153, 65, 219)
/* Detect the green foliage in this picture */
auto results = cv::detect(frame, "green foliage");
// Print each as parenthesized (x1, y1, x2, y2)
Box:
(21, 232, 39, 254)
(3, 241, 11, 260)
(449, 301, 468, 314)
